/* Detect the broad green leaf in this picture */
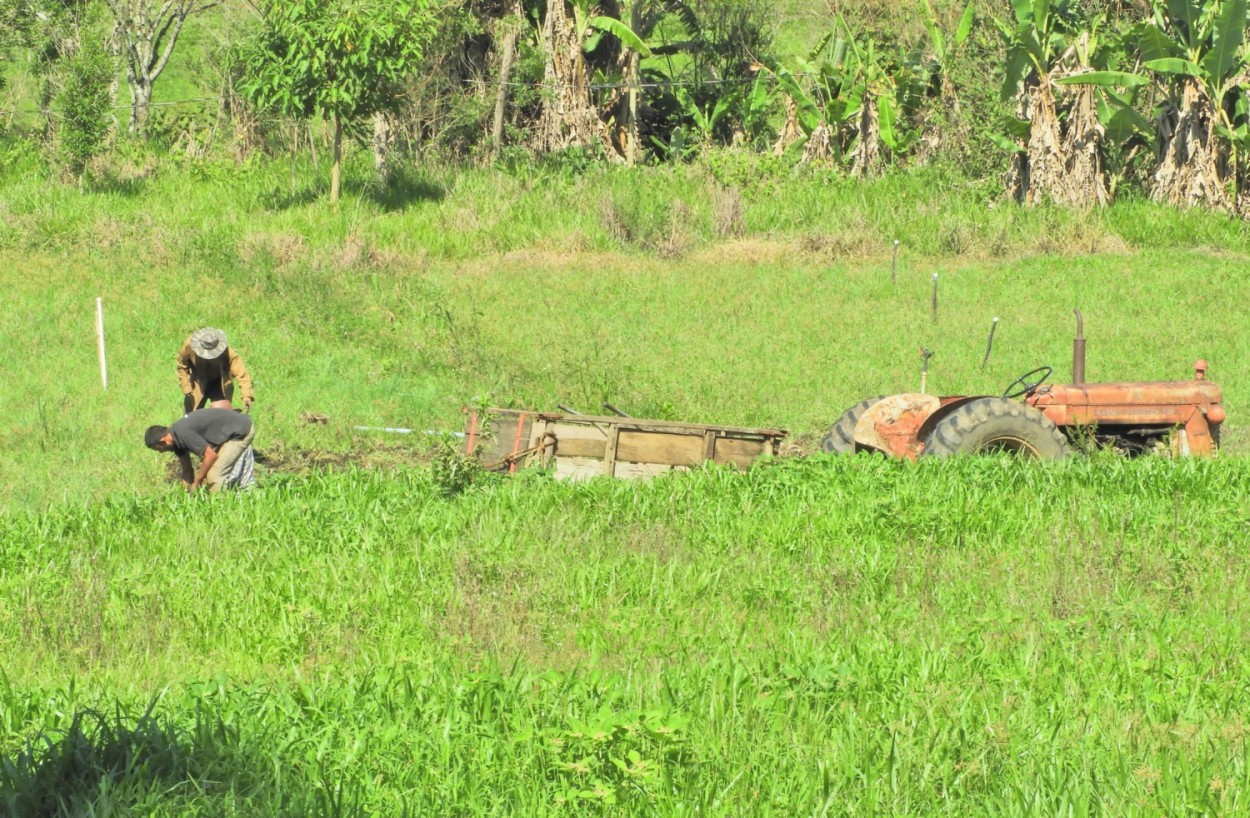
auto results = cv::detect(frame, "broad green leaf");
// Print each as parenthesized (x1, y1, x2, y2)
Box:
(832, 37, 848, 70)
(1055, 70, 1150, 88)
(1145, 57, 1203, 76)
(955, 5, 976, 47)
(1001, 115, 1031, 139)
(1021, 28, 1044, 68)
(588, 16, 652, 58)
(1010, 0, 1033, 25)
(1001, 47, 1033, 100)
(988, 132, 1024, 152)
(1165, 0, 1202, 47)
(1201, 0, 1246, 82)
(1215, 123, 1250, 143)
(920, 0, 945, 57)
(1135, 22, 1181, 62)
(770, 66, 822, 134)
(877, 93, 897, 149)
(1036, 0, 1052, 29)
(1103, 101, 1155, 144)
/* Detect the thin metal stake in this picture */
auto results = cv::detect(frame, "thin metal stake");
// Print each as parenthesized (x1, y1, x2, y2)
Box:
(892, 239, 900, 285)
(919, 347, 934, 395)
(930, 273, 939, 323)
(982, 316, 999, 369)
(95, 297, 108, 390)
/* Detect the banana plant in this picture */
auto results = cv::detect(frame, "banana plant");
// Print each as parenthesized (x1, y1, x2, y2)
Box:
(1135, 0, 1248, 208)
(992, 0, 1117, 205)
(769, 23, 921, 174)
(1057, 0, 1250, 209)
(918, 0, 975, 110)
(528, 0, 651, 156)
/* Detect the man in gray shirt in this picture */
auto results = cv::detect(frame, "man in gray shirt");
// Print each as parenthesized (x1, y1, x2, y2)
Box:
(145, 408, 256, 493)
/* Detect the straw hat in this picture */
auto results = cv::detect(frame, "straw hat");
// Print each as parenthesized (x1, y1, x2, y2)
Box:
(190, 327, 228, 360)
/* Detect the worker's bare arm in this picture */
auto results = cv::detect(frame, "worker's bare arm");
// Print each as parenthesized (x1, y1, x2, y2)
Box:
(191, 445, 218, 492)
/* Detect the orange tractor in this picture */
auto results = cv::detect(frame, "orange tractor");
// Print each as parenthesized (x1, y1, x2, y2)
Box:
(821, 311, 1225, 459)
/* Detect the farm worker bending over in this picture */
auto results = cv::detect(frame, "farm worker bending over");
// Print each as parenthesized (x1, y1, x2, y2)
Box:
(177, 327, 254, 416)
(145, 408, 256, 494)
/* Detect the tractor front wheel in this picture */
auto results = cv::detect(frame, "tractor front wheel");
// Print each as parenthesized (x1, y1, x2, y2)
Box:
(921, 397, 1071, 459)
(820, 396, 885, 454)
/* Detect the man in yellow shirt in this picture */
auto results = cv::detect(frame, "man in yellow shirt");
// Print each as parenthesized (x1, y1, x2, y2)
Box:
(176, 327, 255, 415)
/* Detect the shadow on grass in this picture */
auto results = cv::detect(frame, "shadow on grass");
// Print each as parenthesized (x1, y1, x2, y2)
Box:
(86, 172, 148, 198)
(260, 169, 446, 212)
(0, 703, 248, 816)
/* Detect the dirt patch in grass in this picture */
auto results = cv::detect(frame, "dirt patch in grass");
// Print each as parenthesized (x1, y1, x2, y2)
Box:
(162, 440, 434, 483)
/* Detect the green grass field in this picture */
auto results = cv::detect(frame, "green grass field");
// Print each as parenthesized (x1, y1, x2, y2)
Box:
(3, 149, 1250, 815)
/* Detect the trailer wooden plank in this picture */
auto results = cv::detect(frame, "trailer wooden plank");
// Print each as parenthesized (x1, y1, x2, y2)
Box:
(715, 437, 770, 469)
(617, 430, 705, 466)
(554, 437, 608, 460)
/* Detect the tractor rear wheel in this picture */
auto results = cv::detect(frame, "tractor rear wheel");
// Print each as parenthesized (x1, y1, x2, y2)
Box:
(820, 396, 885, 454)
(921, 397, 1071, 459)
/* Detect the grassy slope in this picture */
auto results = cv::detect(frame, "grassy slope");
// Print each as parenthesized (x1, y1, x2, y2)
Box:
(1, 154, 1248, 510)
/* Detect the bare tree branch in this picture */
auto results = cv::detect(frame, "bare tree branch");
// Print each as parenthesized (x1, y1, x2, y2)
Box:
(102, 0, 216, 133)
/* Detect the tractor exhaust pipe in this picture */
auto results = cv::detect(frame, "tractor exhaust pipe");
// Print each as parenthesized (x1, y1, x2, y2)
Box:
(1073, 309, 1086, 386)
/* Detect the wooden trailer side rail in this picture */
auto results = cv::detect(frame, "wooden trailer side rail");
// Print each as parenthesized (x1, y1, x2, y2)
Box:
(464, 408, 786, 481)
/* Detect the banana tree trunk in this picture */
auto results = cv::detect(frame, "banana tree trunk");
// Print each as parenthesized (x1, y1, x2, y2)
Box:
(491, 4, 523, 161)
(1153, 78, 1231, 210)
(850, 95, 882, 176)
(773, 97, 804, 157)
(1061, 82, 1109, 207)
(1010, 80, 1064, 206)
(373, 112, 392, 181)
(533, 1, 604, 154)
(801, 122, 834, 163)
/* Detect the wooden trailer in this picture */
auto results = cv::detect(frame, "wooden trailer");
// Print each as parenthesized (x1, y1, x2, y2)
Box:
(463, 408, 786, 481)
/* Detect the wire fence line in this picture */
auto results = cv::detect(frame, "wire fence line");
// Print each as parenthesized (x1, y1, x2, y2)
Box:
(0, 96, 221, 118)
(0, 66, 920, 118)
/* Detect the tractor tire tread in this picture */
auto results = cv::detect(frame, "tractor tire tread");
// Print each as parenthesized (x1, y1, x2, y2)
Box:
(922, 397, 1071, 459)
(820, 396, 886, 455)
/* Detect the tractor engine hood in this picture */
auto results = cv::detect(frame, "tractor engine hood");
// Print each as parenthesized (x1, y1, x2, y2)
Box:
(1028, 380, 1225, 427)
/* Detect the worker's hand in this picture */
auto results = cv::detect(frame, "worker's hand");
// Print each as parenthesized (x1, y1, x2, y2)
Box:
(187, 480, 201, 494)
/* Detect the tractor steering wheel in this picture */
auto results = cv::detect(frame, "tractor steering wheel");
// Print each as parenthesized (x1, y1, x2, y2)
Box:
(1003, 366, 1053, 399)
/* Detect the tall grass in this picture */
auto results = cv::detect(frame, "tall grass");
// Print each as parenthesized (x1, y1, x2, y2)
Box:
(1, 459, 1248, 814)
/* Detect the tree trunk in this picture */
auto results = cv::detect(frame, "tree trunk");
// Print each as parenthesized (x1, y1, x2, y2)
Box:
(1153, 78, 1230, 211)
(129, 79, 153, 135)
(1009, 80, 1064, 206)
(108, 20, 123, 135)
(373, 112, 391, 181)
(491, 16, 520, 161)
(533, 1, 604, 154)
(330, 113, 343, 205)
(626, 2, 642, 165)
(801, 122, 833, 164)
